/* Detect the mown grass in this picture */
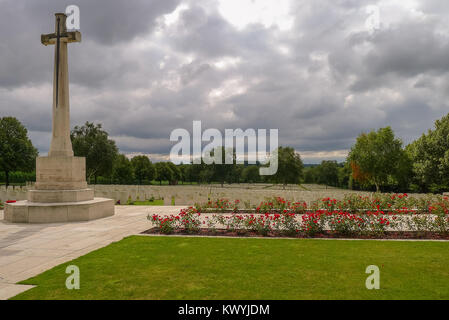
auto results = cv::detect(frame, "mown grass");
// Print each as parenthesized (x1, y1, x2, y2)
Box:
(12, 236, 449, 300)
(130, 199, 165, 206)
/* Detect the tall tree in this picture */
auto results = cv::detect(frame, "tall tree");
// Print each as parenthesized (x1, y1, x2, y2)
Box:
(166, 162, 181, 185)
(407, 113, 449, 192)
(71, 122, 118, 183)
(0, 117, 38, 187)
(338, 162, 352, 189)
(189, 163, 204, 184)
(230, 164, 244, 184)
(182, 164, 194, 184)
(178, 164, 191, 184)
(130, 155, 155, 184)
(316, 160, 339, 187)
(210, 147, 235, 187)
(113, 154, 134, 184)
(272, 147, 304, 187)
(303, 166, 317, 184)
(199, 166, 214, 184)
(154, 162, 173, 185)
(348, 127, 407, 192)
(242, 165, 260, 183)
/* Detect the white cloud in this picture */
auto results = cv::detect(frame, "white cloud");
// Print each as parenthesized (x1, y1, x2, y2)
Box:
(300, 149, 349, 159)
(218, 0, 294, 31)
(213, 56, 241, 69)
(163, 3, 190, 26)
(208, 78, 248, 105)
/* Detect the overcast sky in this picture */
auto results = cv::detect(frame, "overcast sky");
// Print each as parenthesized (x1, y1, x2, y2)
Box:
(1, 0, 448, 163)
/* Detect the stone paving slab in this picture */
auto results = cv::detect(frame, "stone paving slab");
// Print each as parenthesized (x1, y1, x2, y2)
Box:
(0, 283, 35, 300)
(0, 206, 185, 300)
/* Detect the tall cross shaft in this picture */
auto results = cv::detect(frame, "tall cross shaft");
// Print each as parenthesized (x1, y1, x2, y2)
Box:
(41, 13, 81, 157)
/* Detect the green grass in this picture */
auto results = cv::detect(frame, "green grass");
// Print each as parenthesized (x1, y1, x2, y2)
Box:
(130, 199, 164, 206)
(12, 236, 449, 300)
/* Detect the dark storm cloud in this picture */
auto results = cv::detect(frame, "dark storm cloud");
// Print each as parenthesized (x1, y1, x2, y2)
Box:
(329, 21, 449, 92)
(1, 0, 449, 163)
(419, 0, 449, 14)
(166, 4, 274, 59)
(0, 0, 180, 87)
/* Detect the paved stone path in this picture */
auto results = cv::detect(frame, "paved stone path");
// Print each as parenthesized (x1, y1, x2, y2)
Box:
(0, 205, 184, 300)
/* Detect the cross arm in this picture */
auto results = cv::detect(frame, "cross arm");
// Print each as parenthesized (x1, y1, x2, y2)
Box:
(41, 31, 81, 46)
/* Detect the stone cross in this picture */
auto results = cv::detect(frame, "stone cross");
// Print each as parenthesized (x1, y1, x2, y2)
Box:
(41, 13, 81, 157)
(4, 13, 114, 224)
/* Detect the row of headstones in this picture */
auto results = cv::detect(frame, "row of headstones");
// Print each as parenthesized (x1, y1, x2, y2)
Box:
(103, 187, 371, 206)
(0, 184, 363, 206)
(94, 185, 217, 205)
(0, 184, 219, 205)
(0, 186, 29, 202)
(89, 185, 333, 207)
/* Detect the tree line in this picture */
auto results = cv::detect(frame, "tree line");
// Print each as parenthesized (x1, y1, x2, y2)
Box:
(1, 114, 449, 193)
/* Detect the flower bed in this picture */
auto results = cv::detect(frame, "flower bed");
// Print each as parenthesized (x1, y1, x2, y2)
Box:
(147, 195, 449, 239)
(195, 194, 449, 215)
(148, 195, 449, 238)
(1, 200, 16, 210)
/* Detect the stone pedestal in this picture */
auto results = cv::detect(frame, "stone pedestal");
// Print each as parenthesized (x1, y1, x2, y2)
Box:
(4, 198, 114, 223)
(4, 156, 114, 224)
(35, 156, 87, 190)
(28, 189, 94, 203)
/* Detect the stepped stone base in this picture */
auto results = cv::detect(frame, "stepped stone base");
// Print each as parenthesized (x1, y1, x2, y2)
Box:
(28, 188, 94, 203)
(4, 198, 114, 224)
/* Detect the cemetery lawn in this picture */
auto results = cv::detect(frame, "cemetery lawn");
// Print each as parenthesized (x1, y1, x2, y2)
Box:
(12, 236, 449, 300)
(132, 199, 164, 206)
